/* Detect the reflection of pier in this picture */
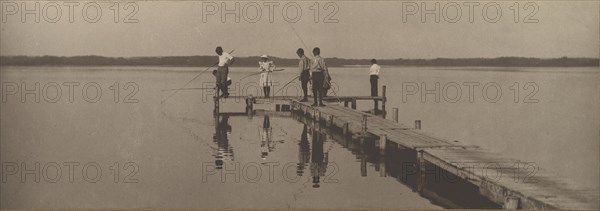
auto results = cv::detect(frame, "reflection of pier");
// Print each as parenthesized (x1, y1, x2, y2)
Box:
(260, 115, 273, 160)
(213, 86, 387, 117)
(213, 115, 234, 170)
(213, 85, 599, 210)
(293, 112, 498, 208)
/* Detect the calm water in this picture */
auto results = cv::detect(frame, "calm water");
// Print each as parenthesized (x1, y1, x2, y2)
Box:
(1, 65, 598, 208)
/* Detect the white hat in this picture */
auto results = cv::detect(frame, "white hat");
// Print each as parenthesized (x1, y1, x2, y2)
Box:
(260, 54, 268, 58)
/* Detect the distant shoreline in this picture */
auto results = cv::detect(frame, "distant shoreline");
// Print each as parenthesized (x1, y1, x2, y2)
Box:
(1, 55, 597, 67)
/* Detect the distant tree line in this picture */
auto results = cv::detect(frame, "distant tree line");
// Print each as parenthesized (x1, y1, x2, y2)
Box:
(1, 55, 597, 67)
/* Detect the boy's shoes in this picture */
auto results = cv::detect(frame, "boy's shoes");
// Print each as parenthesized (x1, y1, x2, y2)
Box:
(311, 103, 318, 107)
(318, 103, 325, 107)
(300, 98, 308, 102)
(220, 93, 229, 98)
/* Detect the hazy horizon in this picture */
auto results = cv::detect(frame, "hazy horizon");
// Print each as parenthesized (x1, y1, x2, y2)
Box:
(1, 1, 598, 59)
(1, 54, 598, 60)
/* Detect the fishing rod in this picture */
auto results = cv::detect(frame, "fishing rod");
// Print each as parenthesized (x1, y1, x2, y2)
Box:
(273, 75, 300, 96)
(161, 87, 214, 92)
(271, 22, 312, 97)
(161, 49, 235, 104)
(240, 69, 285, 81)
(285, 23, 342, 103)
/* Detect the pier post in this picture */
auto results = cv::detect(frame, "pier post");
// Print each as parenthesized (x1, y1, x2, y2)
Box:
(361, 114, 368, 137)
(417, 150, 426, 192)
(214, 85, 220, 115)
(318, 110, 323, 124)
(214, 96, 220, 116)
(382, 86, 387, 118)
(343, 123, 349, 137)
(246, 96, 255, 119)
(344, 100, 349, 107)
(415, 120, 421, 130)
(328, 115, 334, 127)
(351, 99, 357, 110)
(379, 156, 386, 177)
(245, 96, 251, 110)
(504, 196, 520, 210)
(246, 107, 253, 119)
(360, 155, 367, 177)
(374, 98, 379, 114)
(392, 108, 399, 123)
(312, 109, 319, 130)
(379, 134, 387, 155)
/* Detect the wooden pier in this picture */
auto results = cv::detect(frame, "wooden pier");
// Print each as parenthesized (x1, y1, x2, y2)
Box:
(213, 85, 600, 210)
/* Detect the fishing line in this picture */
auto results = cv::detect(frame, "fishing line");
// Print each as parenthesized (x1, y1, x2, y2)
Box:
(272, 23, 311, 97)
(240, 69, 285, 81)
(288, 23, 312, 57)
(285, 23, 342, 103)
(160, 87, 214, 92)
(273, 75, 300, 96)
(161, 49, 235, 104)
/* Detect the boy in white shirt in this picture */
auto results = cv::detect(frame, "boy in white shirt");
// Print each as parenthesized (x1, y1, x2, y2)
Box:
(215, 46, 234, 98)
(369, 59, 380, 96)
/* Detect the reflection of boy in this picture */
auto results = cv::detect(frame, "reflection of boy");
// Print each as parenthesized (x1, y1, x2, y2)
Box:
(297, 125, 311, 176)
(213, 69, 232, 90)
(260, 116, 272, 160)
(214, 116, 232, 169)
(311, 130, 327, 188)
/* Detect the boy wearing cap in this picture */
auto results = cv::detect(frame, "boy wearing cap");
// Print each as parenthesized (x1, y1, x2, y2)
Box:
(310, 47, 329, 107)
(297, 48, 311, 102)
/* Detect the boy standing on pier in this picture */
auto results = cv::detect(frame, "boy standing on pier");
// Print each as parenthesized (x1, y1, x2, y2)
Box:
(215, 46, 234, 98)
(213, 69, 232, 90)
(310, 47, 330, 107)
(297, 48, 311, 102)
(369, 59, 380, 96)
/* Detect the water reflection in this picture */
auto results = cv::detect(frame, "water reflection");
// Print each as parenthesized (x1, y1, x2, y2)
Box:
(260, 115, 274, 160)
(310, 127, 327, 188)
(213, 115, 234, 170)
(206, 111, 497, 208)
(290, 112, 500, 208)
(297, 125, 310, 176)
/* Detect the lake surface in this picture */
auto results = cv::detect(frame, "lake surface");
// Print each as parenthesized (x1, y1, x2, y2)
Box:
(1, 65, 598, 208)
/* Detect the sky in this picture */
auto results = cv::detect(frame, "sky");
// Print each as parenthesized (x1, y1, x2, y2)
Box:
(0, 0, 598, 59)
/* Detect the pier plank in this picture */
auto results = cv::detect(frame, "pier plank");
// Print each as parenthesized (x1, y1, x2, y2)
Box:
(259, 97, 600, 210)
(422, 148, 600, 210)
(292, 101, 456, 149)
(327, 105, 410, 130)
(323, 96, 384, 101)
